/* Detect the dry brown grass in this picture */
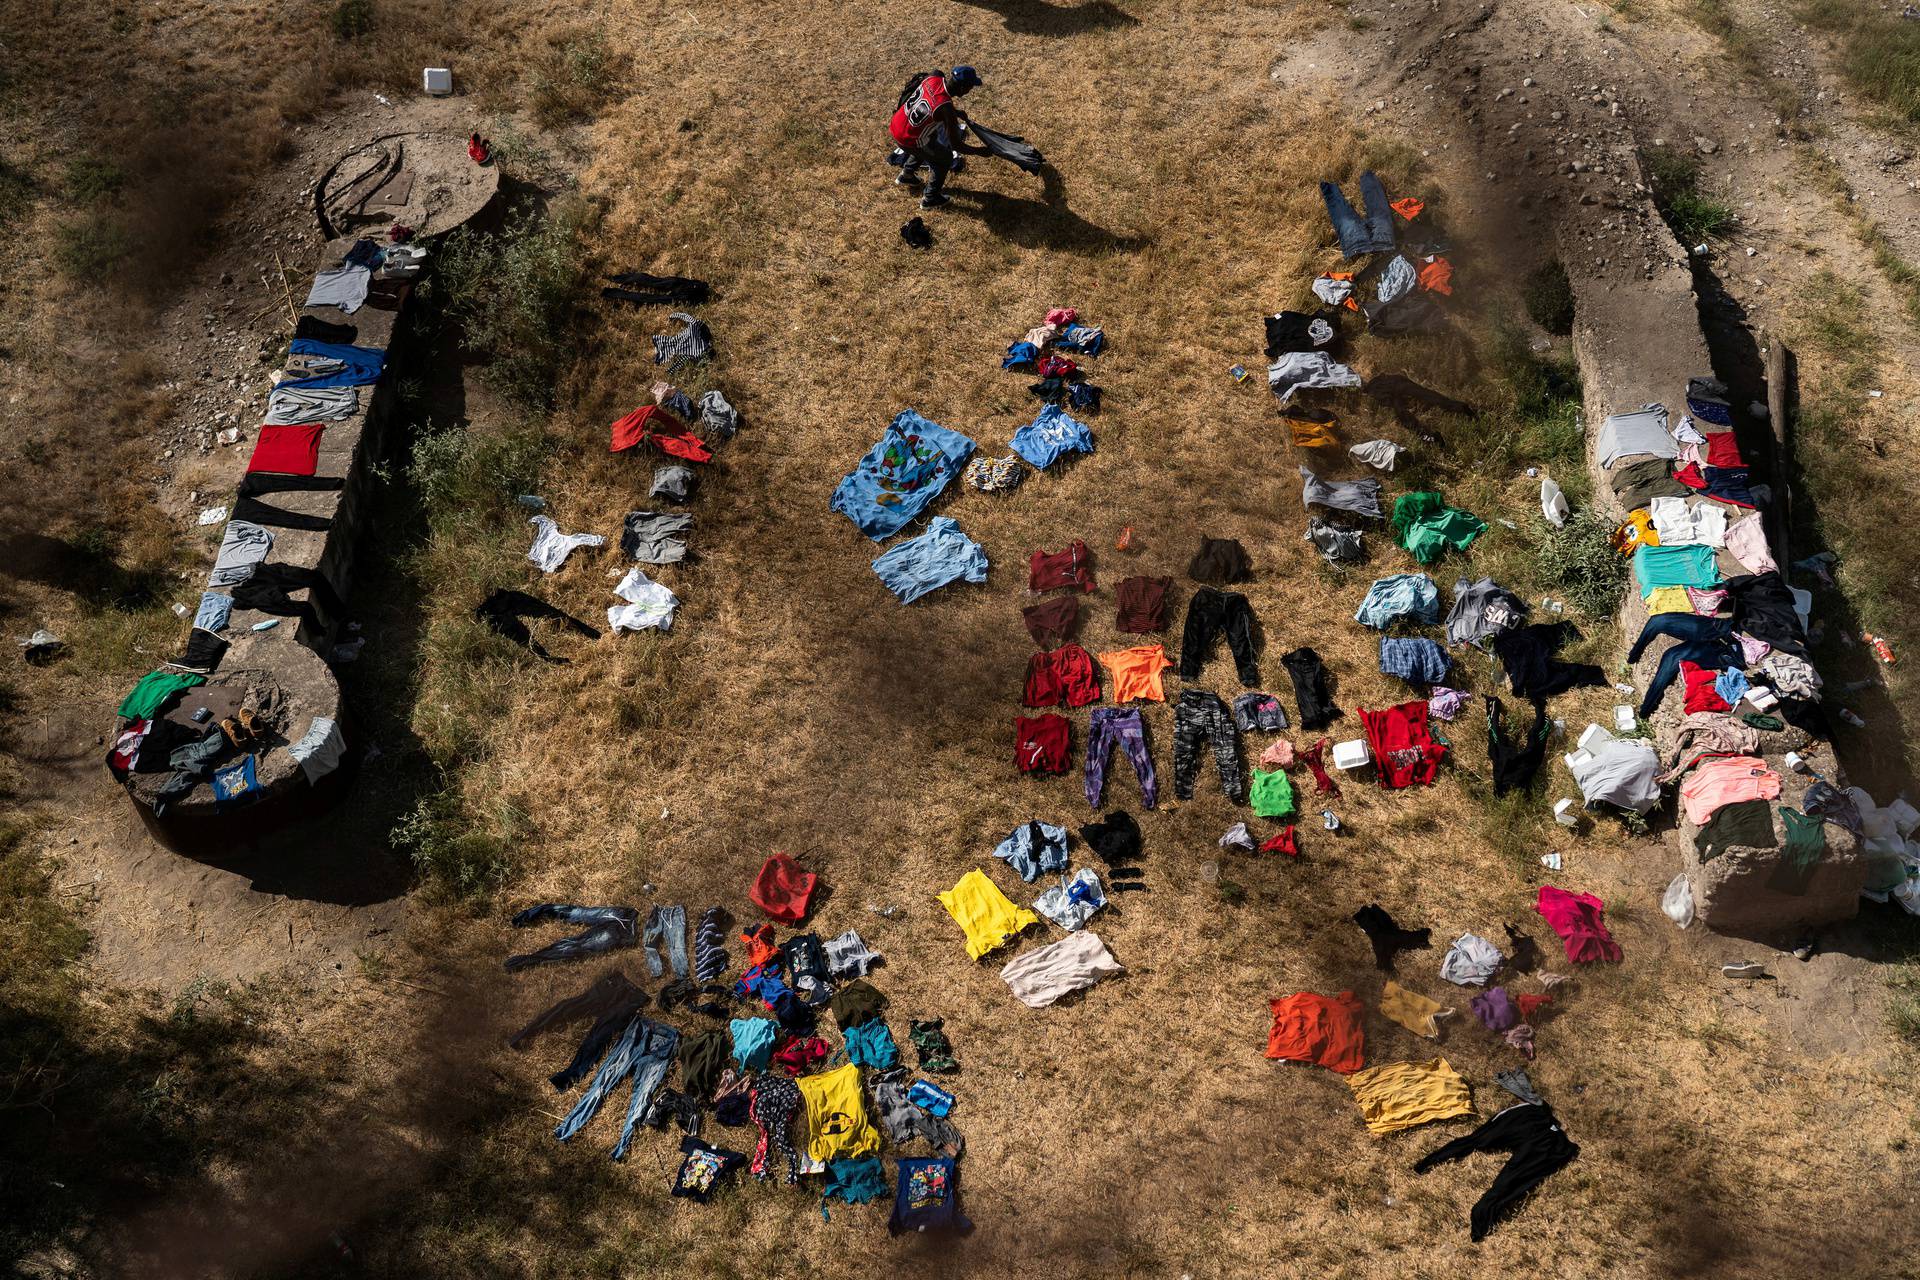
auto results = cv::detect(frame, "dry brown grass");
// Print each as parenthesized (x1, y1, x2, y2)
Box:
(7, 1, 1920, 1277)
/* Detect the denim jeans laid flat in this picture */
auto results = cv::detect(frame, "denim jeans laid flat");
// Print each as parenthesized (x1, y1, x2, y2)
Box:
(505, 905, 640, 972)
(641, 905, 689, 980)
(553, 1014, 679, 1160)
(1321, 170, 1395, 258)
(1626, 613, 1732, 664)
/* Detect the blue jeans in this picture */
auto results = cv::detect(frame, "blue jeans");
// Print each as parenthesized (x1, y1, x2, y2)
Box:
(554, 1015, 679, 1160)
(1626, 613, 1731, 664)
(1320, 171, 1395, 258)
(1639, 637, 1743, 718)
(641, 905, 688, 979)
(505, 905, 638, 972)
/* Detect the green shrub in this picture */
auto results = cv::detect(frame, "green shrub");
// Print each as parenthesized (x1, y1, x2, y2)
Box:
(330, 0, 373, 41)
(63, 156, 124, 204)
(526, 33, 614, 127)
(1644, 145, 1736, 243)
(1522, 260, 1575, 335)
(434, 200, 589, 406)
(1534, 510, 1630, 619)
(54, 217, 129, 276)
(391, 791, 515, 902)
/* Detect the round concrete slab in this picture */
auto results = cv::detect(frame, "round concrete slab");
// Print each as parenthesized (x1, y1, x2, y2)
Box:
(316, 130, 501, 240)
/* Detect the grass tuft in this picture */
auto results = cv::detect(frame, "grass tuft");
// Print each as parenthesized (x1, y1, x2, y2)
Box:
(1644, 146, 1736, 243)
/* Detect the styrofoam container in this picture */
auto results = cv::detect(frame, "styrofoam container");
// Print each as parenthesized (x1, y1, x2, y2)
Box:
(1553, 798, 1578, 827)
(1563, 750, 1593, 771)
(423, 67, 453, 95)
(1613, 705, 1636, 733)
(1331, 739, 1371, 770)
(1577, 723, 1608, 752)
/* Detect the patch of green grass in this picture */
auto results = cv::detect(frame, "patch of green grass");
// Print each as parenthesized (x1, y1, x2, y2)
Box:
(1797, 0, 1920, 123)
(1888, 965, 1920, 1047)
(391, 787, 523, 903)
(1522, 259, 1575, 335)
(1534, 510, 1631, 620)
(53, 216, 129, 276)
(435, 198, 592, 407)
(0, 157, 33, 229)
(330, 0, 373, 41)
(1644, 145, 1737, 243)
(526, 32, 616, 128)
(63, 155, 124, 204)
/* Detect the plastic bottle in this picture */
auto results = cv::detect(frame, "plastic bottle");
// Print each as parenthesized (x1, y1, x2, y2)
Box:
(1838, 708, 1867, 728)
(1115, 525, 1134, 551)
(1864, 632, 1897, 665)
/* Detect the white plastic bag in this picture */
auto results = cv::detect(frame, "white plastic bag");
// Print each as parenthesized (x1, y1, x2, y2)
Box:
(1540, 477, 1569, 528)
(1662, 872, 1695, 929)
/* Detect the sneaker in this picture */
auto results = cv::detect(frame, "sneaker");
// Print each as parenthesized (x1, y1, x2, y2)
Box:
(895, 169, 922, 186)
(920, 191, 950, 209)
(949, 156, 967, 174)
(1721, 960, 1768, 979)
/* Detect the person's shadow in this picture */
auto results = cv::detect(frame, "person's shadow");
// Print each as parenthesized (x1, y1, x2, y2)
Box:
(949, 164, 1147, 255)
(952, 0, 1140, 33)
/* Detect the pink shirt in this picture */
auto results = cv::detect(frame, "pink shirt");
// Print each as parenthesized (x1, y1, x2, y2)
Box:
(1679, 755, 1781, 825)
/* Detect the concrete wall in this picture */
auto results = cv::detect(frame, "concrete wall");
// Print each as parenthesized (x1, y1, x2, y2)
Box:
(1558, 173, 1863, 934)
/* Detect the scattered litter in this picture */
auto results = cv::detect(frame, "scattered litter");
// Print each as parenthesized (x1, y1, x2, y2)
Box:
(1868, 390, 1883, 399)
(251, 619, 280, 631)
(1662, 873, 1694, 929)
(331, 637, 366, 663)
(516, 495, 547, 510)
(171, 602, 189, 617)
(1540, 477, 1568, 527)
(1540, 852, 1562, 871)
(197, 505, 229, 526)
(866, 903, 900, 918)
(1320, 809, 1341, 831)
(216, 427, 243, 446)
(1552, 798, 1578, 828)
(18, 630, 63, 664)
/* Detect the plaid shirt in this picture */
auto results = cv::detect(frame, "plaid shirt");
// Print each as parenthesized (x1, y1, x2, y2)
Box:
(1380, 637, 1450, 685)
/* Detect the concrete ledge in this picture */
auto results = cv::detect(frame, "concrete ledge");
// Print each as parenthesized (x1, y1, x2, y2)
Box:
(114, 135, 494, 852)
(1558, 152, 1863, 932)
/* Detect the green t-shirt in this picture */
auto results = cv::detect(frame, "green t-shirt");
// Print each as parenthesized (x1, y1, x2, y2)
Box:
(1250, 768, 1296, 819)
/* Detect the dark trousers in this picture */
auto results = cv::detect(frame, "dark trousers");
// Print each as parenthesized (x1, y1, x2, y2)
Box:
(1172, 689, 1243, 801)
(902, 142, 953, 196)
(1626, 612, 1732, 664)
(1180, 587, 1258, 685)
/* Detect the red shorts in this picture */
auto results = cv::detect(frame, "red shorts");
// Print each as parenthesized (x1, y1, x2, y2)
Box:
(1023, 643, 1101, 708)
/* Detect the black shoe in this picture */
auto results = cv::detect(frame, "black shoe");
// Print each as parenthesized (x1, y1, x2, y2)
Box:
(920, 191, 951, 210)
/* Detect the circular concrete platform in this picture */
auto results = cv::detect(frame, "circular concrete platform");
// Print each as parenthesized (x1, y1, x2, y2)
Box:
(315, 130, 501, 240)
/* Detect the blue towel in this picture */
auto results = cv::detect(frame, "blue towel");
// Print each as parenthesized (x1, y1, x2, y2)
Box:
(830, 410, 976, 540)
(871, 516, 988, 604)
(1009, 404, 1094, 469)
(280, 338, 386, 390)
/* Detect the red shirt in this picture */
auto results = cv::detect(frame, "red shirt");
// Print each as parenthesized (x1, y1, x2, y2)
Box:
(890, 74, 951, 146)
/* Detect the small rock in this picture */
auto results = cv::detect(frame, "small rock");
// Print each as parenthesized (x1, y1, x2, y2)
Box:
(1695, 135, 1718, 154)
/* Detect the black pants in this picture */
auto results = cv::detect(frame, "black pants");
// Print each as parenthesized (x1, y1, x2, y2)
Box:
(1486, 696, 1551, 796)
(902, 142, 953, 196)
(1281, 646, 1341, 730)
(232, 493, 333, 532)
(1413, 1103, 1579, 1241)
(1179, 587, 1258, 685)
(231, 563, 344, 625)
(475, 588, 601, 664)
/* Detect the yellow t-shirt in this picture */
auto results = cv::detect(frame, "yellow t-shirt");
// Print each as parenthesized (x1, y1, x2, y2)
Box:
(1644, 586, 1694, 616)
(796, 1063, 880, 1163)
(1378, 981, 1446, 1038)
(937, 868, 1038, 960)
(1098, 644, 1173, 703)
(1612, 509, 1659, 555)
(1344, 1058, 1473, 1135)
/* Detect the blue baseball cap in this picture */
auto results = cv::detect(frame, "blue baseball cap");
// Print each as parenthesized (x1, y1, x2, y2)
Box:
(949, 65, 981, 94)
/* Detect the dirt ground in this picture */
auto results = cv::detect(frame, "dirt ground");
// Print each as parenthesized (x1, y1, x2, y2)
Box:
(4, 1, 1920, 1278)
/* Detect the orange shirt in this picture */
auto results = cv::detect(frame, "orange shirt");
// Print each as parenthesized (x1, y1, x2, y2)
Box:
(1099, 644, 1172, 703)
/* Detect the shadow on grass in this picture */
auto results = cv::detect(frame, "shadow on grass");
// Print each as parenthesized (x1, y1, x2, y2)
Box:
(951, 0, 1141, 33)
(946, 165, 1148, 255)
